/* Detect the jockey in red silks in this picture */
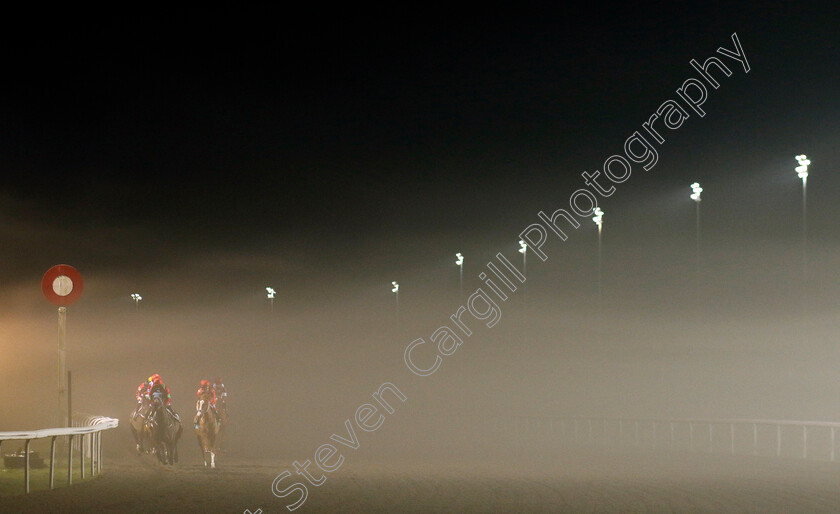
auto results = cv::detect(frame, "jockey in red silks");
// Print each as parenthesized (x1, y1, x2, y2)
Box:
(144, 373, 179, 421)
(148, 374, 172, 406)
(132, 373, 170, 419)
(136, 380, 150, 403)
(131, 378, 151, 421)
(194, 379, 221, 429)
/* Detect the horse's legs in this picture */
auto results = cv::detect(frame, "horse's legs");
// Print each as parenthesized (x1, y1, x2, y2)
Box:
(210, 450, 215, 469)
(129, 424, 140, 454)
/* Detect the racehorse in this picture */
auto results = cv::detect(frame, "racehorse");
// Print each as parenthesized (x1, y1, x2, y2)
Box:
(215, 402, 229, 452)
(146, 392, 182, 465)
(129, 399, 154, 455)
(194, 398, 220, 468)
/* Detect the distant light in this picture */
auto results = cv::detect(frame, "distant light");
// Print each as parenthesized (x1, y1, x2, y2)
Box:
(266, 287, 276, 299)
(690, 182, 703, 202)
(391, 281, 399, 293)
(795, 154, 810, 182)
(592, 207, 604, 227)
(518, 240, 527, 254)
(130, 293, 142, 302)
(455, 253, 464, 266)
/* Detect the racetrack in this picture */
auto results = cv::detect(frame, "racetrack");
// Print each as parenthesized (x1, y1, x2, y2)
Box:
(4, 447, 840, 513)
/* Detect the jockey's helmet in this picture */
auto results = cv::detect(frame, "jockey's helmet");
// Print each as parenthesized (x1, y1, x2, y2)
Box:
(200, 379, 210, 388)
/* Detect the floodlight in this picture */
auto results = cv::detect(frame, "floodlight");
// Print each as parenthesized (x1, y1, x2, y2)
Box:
(690, 183, 703, 202)
(592, 207, 604, 227)
(795, 155, 810, 181)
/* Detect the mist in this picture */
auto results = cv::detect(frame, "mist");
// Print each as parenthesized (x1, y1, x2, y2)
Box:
(2, 9, 840, 512)
(3, 210, 839, 467)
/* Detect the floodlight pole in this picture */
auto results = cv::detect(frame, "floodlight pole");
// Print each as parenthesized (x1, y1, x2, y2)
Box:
(795, 155, 810, 283)
(690, 183, 703, 296)
(518, 240, 527, 302)
(391, 282, 400, 331)
(802, 175, 808, 280)
(519, 240, 528, 341)
(266, 287, 276, 313)
(597, 222, 603, 306)
(456, 253, 464, 303)
(695, 200, 701, 269)
(459, 262, 463, 301)
(592, 208, 604, 311)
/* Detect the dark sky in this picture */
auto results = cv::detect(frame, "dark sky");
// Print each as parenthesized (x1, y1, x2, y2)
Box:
(2, 7, 837, 286)
(2, 5, 840, 437)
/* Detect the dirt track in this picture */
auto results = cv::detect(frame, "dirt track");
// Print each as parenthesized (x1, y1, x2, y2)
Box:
(4, 450, 840, 513)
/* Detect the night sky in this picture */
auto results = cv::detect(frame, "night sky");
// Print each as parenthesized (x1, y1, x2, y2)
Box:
(2, 8, 835, 285)
(2, 6, 840, 444)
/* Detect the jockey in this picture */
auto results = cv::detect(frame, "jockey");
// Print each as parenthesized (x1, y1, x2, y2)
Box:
(130, 378, 152, 421)
(148, 374, 172, 405)
(194, 379, 221, 429)
(136, 378, 150, 403)
(148, 374, 179, 421)
(211, 376, 227, 414)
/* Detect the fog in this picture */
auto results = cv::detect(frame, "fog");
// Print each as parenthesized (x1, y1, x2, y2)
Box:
(3, 214, 838, 465)
(1, 12, 839, 512)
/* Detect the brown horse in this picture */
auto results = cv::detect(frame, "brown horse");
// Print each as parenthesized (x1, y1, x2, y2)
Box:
(129, 399, 154, 455)
(194, 398, 220, 468)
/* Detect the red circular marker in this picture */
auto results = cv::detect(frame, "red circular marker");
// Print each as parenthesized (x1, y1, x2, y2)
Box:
(42, 265, 84, 306)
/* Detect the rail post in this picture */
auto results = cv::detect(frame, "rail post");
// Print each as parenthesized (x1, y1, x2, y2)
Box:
(514, 416, 519, 449)
(776, 424, 781, 457)
(80, 433, 85, 479)
(802, 425, 808, 459)
(709, 423, 713, 453)
(689, 423, 694, 451)
(67, 434, 74, 485)
(670, 422, 675, 451)
(652, 421, 657, 450)
(90, 432, 95, 476)
(730, 423, 735, 455)
(24, 439, 31, 494)
(49, 436, 57, 489)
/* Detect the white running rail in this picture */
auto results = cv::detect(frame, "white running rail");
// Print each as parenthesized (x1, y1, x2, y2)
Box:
(508, 416, 840, 461)
(0, 415, 118, 494)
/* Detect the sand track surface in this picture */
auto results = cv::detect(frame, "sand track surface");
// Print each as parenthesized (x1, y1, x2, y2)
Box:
(3, 450, 840, 513)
